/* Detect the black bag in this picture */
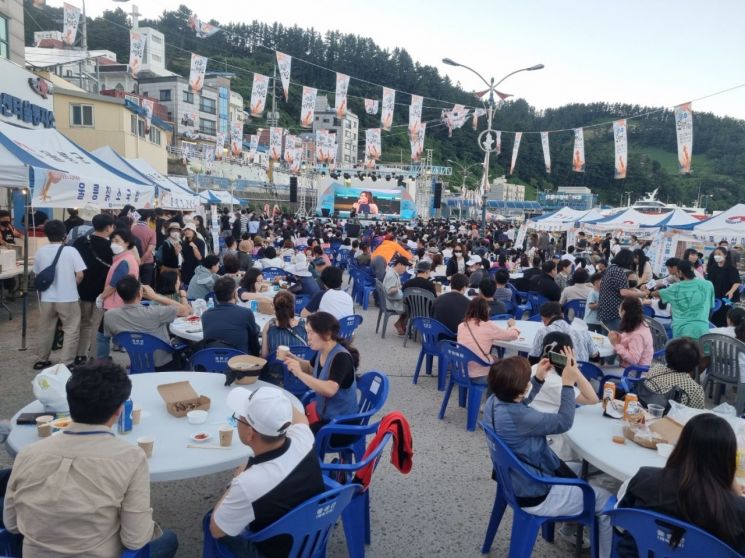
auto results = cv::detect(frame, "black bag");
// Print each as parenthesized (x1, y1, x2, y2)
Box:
(633, 373, 684, 413)
(34, 245, 65, 292)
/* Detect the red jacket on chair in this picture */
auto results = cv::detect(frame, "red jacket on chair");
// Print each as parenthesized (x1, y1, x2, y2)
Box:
(354, 411, 413, 488)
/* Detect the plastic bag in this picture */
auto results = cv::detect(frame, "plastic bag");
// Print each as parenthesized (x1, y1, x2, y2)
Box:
(32, 364, 72, 412)
(712, 402, 737, 417)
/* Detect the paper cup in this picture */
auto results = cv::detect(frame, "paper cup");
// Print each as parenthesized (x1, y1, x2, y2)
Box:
(132, 408, 142, 425)
(137, 436, 154, 458)
(276, 345, 290, 360)
(35, 415, 54, 425)
(37, 422, 52, 437)
(219, 425, 233, 447)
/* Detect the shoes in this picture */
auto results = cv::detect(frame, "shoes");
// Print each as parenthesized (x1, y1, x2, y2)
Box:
(32, 360, 52, 370)
(73, 356, 88, 366)
(557, 523, 590, 550)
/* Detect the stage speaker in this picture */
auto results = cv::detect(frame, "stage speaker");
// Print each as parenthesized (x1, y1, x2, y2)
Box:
(289, 177, 298, 202)
(321, 208, 330, 217)
(433, 182, 442, 209)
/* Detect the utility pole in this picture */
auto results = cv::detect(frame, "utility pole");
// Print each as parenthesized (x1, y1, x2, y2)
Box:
(81, 0, 88, 51)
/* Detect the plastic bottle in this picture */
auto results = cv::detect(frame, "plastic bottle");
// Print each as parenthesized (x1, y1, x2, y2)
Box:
(736, 427, 745, 479)
(206, 297, 215, 310)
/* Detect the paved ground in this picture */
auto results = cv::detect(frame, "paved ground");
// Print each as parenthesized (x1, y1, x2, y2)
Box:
(0, 292, 607, 558)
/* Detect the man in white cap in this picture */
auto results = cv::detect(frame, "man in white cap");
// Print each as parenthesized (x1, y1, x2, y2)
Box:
(289, 253, 320, 297)
(466, 254, 486, 287)
(209, 387, 325, 556)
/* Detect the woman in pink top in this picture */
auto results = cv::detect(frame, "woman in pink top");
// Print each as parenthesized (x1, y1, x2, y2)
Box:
(100, 228, 140, 311)
(457, 297, 520, 381)
(608, 297, 654, 368)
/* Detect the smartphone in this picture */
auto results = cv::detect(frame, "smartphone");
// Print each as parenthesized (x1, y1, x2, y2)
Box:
(16, 412, 52, 425)
(548, 351, 567, 369)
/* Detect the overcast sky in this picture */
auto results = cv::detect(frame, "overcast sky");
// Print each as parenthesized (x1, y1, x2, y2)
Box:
(57, 0, 745, 120)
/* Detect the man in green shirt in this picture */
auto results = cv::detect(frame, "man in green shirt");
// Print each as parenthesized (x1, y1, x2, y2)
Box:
(652, 260, 714, 340)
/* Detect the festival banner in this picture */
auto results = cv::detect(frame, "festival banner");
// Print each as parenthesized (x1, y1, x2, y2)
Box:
(250, 73, 270, 117)
(444, 105, 469, 137)
(141, 99, 154, 134)
(181, 111, 198, 139)
(365, 128, 382, 160)
(276, 51, 292, 102)
(315, 130, 328, 162)
(290, 149, 302, 173)
(283, 134, 297, 163)
(365, 99, 379, 115)
(187, 14, 220, 39)
(335, 73, 350, 118)
(572, 128, 585, 172)
(230, 121, 243, 156)
(215, 132, 226, 160)
(514, 224, 528, 250)
(675, 102, 693, 174)
(328, 133, 338, 165)
(613, 119, 628, 179)
(381, 87, 395, 131)
(269, 127, 283, 161)
(509, 132, 522, 175)
(32, 0, 45, 6)
(540, 131, 551, 174)
(62, 3, 81, 46)
(408, 95, 423, 138)
(248, 134, 258, 161)
(300, 86, 317, 128)
(189, 53, 208, 93)
(495, 130, 502, 154)
(128, 31, 145, 78)
(472, 108, 486, 130)
(411, 122, 426, 162)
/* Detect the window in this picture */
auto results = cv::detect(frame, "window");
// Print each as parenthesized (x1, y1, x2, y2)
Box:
(70, 104, 94, 127)
(199, 97, 216, 114)
(0, 15, 8, 60)
(138, 120, 146, 137)
(141, 91, 148, 98)
(199, 118, 216, 135)
(152, 35, 162, 44)
(149, 127, 161, 145)
(152, 54, 162, 63)
(183, 91, 194, 104)
(159, 89, 171, 102)
(130, 114, 137, 134)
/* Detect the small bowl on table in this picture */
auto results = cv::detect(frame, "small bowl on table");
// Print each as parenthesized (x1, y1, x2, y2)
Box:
(187, 410, 208, 425)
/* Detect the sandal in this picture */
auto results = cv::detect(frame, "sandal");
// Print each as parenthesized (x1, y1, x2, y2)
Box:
(33, 360, 52, 370)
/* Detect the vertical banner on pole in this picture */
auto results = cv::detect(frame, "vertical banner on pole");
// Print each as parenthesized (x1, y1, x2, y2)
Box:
(572, 128, 585, 172)
(408, 95, 423, 138)
(141, 99, 154, 134)
(62, 3, 81, 46)
(365, 99, 379, 115)
(381, 87, 395, 131)
(335, 73, 350, 118)
(675, 103, 693, 174)
(275, 52, 292, 101)
(613, 119, 628, 179)
(509, 132, 522, 175)
(250, 74, 270, 117)
(300, 86, 317, 128)
(365, 128, 382, 160)
(129, 31, 145, 78)
(540, 131, 551, 174)
(189, 53, 208, 92)
(269, 127, 283, 161)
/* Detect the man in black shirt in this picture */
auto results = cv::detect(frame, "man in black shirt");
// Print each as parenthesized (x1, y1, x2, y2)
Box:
(403, 261, 437, 296)
(63, 208, 84, 233)
(518, 256, 543, 292)
(432, 273, 470, 334)
(73, 213, 114, 364)
(529, 261, 562, 302)
(479, 278, 507, 317)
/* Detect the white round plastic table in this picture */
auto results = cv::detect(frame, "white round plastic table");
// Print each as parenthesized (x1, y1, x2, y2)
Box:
(169, 313, 275, 343)
(565, 403, 666, 481)
(7, 372, 303, 482)
(491, 320, 615, 358)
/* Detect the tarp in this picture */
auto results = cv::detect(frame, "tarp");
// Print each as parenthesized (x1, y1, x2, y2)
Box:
(528, 207, 591, 231)
(641, 208, 699, 229)
(676, 204, 745, 244)
(0, 121, 155, 208)
(199, 189, 242, 205)
(583, 207, 667, 228)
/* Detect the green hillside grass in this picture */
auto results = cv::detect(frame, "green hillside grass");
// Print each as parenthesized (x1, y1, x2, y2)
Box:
(633, 146, 715, 176)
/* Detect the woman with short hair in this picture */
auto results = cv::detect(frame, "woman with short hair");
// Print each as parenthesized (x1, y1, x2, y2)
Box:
(640, 337, 705, 408)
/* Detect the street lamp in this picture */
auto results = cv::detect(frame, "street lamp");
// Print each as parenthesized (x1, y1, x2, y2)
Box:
(442, 58, 543, 234)
(446, 159, 483, 197)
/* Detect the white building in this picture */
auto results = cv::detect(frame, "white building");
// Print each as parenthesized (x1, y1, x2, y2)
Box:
(0, 0, 24, 64)
(490, 176, 525, 201)
(312, 95, 358, 166)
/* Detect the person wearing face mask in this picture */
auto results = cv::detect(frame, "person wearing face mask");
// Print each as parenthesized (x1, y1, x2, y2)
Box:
(180, 223, 205, 285)
(159, 222, 183, 275)
(482, 354, 613, 558)
(0, 210, 23, 297)
(445, 244, 468, 279)
(707, 247, 741, 327)
(648, 260, 714, 340)
(96, 229, 140, 360)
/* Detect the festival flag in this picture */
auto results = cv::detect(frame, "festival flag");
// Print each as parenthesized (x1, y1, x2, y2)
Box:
(300, 86, 317, 128)
(495, 130, 502, 154)
(572, 128, 585, 172)
(408, 95, 423, 138)
(141, 99, 154, 134)
(248, 134, 258, 161)
(128, 31, 145, 78)
(181, 111, 198, 139)
(315, 130, 328, 162)
(365, 99, 379, 115)
(250, 73, 270, 117)
(230, 122, 243, 157)
(283, 134, 297, 163)
(62, 3, 81, 46)
(335, 73, 350, 118)
(365, 128, 382, 160)
(509, 132, 522, 175)
(276, 52, 292, 102)
(327, 133, 338, 165)
(472, 108, 486, 130)
(189, 53, 208, 93)
(269, 127, 283, 161)
(675, 103, 693, 174)
(411, 122, 426, 162)
(187, 13, 220, 39)
(444, 105, 469, 137)
(540, 132, 551, 174)
(290, 149, 302, 173)
(215, 132, 226, 160)
(613, 119, 628, 179)
(381, 87, 395, 131)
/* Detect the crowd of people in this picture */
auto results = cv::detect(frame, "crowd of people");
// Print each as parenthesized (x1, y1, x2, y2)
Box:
(2, 204, 745, 557)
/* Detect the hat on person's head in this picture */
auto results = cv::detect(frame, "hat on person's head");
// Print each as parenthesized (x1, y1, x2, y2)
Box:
(427, 246, 440, 255)
(77, 204, 99, 222)
(312, 257, 327, 267)
(394, 256, 411, 267)
(226, 387, 292, 437)
(167, 222, 181, 230)
(466, 255, 482, 266)
(183, 223, 197, 233)
(291, 253, 312, 277)
(416, 261, 431, 272)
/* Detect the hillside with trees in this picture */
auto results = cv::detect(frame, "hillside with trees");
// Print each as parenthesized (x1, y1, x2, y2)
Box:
(23, 1, 745, 209)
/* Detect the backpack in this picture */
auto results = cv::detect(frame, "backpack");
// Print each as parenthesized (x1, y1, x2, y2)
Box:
(34, 245, 65, 292)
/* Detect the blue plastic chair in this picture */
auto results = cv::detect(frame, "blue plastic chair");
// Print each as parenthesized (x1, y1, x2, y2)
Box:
(261, 266, 288, 280)
(507, 283, 531, 319)
(605, 507, 742, 558)
(354, 268, 377, 310)
(623, 365, 649, 379)
(294, 294, 310, 315)
(337, 249, 353, 270)
(481, 424, 599, 558)
(411, 317, 457, 390)
(0, 528, 149, 557)
(527, 314, 543, 322)
(490, 314, 514, 321)
(339, 314, 364, 341)
(438, 341, 491, 431)
(267, 345, 317, 397)
(642, 305, 656, 318)
(202, 482, 358, 558)
(204, 291, 217, 306)
(711, 298, 723, 317)
(563, 299, 586, 322)
(527, 291, 550, 316)
(113, 332, 188, 374)
(318, 423, 394, 558)
(190, 348, 246, 372)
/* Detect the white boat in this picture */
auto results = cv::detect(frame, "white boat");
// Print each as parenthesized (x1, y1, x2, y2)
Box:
(626, 189, 705, 216)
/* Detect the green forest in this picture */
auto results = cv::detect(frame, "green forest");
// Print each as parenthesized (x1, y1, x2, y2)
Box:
(23, 1, 745, 209)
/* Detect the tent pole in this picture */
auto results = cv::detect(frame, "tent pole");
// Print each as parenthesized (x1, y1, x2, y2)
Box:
(20, 187, 29, 352)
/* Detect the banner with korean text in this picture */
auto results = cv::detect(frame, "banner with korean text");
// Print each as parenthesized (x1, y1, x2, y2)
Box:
(300, 86, 317, 128)
(365, 99, 379, 115)
(365, 128, 381, 161)
(250, 74, 270, 117)
(381, 88, 395, 131)
(269, 127, 283, 161)
(409, 95, 423, 138)
(510, 132, 522, 175)
(335, 73, 350, 118)
(141, 99, 154, 133)
(276, 52, 292, 102)
(411, 122, 426, 162)
(230, 122, 243, 156)
(189, 53, 208, 93)
(540, 132, 551, 173)
(572, 128, 585, 172)
(675, 103, 693, 174)
(129, 31, 145, 78)
(62, 3, 80, 46)
(613, 119, 628, 179)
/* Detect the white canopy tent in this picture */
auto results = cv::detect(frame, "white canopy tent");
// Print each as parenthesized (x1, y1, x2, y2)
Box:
(583, 207, 668, 229)
(0, 121, 155, 208)
(641, 208, 699, 229)
(528, 207, 594, 231)
(677, 204, 745, 244)
(200, 189, 241, 205)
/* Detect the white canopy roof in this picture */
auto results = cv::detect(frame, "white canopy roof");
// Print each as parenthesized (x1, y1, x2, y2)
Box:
(0, 121, 155, 208)
(584, 207, 669, 229)
(200, 189, 241, 205)
(529, 207, 597, 231)
(679, 204, 745, 243)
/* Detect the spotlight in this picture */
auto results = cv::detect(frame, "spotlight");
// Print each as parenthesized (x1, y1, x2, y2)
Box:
(385, 175, 391, 181)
